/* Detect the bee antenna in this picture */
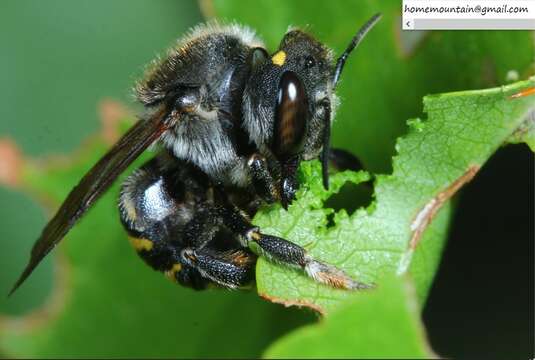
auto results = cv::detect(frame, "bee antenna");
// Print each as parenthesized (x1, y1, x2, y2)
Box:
(321, 100, 332, 190)
(332, 13, 382, 87)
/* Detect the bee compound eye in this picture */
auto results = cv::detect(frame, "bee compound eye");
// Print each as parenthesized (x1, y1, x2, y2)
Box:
(272, 71, 308, 159)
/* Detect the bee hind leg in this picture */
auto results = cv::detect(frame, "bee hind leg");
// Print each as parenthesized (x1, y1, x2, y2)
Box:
(217, 205, 372, 290)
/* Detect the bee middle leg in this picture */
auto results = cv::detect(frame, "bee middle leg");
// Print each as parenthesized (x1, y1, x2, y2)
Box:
(179, 208, 256, 289)
(128, 223, 256, 290)
(180, 247, 255, 289)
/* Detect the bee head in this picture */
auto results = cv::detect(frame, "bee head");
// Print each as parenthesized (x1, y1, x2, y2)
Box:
(242, 29, 336, 186)
(242, 13, 381, 190)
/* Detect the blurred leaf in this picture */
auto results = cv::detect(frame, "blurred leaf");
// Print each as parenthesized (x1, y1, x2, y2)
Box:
(0, 188, 51, 316)
(0, 119, 313, 358)
(252, 80, 535, 313)
(264, 276, 433, 358)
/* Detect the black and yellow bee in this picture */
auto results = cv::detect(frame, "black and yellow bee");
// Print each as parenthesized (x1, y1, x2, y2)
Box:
(11, 14, 381, 294)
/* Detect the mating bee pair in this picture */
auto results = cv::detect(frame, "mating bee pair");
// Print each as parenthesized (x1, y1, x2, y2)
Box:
(10, 14, 382, 294)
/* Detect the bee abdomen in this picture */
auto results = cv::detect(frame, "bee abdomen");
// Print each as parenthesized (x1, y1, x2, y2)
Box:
(118, 157, 194, 238)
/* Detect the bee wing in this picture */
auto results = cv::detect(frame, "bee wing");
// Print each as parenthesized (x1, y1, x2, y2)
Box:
(9, 108, 177, 295)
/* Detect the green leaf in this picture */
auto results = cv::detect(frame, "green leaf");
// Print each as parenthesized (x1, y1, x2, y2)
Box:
(0, 120, 313, 358)
(253, 80, 535, 313)
(507, 107, 535, 151)
(264, 276, 433, 358)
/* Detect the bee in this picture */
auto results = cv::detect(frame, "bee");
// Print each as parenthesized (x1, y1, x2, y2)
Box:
(10, 14, 382, 294)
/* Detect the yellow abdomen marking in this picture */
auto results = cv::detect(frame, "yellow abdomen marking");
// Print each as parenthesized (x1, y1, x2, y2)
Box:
(165, 263, 183, 282)
(128, 237, 154, 252)
(271, 51, 286, 66)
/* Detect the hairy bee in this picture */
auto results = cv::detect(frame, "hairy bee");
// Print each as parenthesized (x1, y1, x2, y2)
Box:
(10, 14, 381, 294)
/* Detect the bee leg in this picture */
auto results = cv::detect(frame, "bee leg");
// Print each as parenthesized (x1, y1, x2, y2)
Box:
(126, 232, 210, 290)
(246, 153, 300, 209)
(328, 148, 365, 172)
(217, 206, 372, 290)
(247, 231, 371, 290)
(180, 247, 255, 289)
(247, 153, 277, 203)
(180, 207, 256, 289)
(125, 208, 254, 290)
(279, 155, 300, 210)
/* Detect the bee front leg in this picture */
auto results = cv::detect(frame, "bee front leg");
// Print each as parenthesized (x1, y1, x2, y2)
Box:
(279, 155, 300, 209)
(247, 153, 301, 208)
(217, 205, 372, 290)
(247, 153, 278, 203)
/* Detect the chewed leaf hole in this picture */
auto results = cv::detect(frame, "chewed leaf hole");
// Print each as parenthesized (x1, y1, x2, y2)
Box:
(324, 180, 373, 227)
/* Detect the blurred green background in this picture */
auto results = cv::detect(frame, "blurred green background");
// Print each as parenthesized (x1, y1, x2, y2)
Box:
(0, 0, 532, 358)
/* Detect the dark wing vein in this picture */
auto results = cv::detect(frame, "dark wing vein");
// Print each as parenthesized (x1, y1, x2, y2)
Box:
(9, 108, 175, 295)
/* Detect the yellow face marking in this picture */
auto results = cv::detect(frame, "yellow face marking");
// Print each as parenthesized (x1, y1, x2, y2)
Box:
(128, 237, 154, 252)
(271, 51, 286, 66)
(165, 263, 183, 282)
